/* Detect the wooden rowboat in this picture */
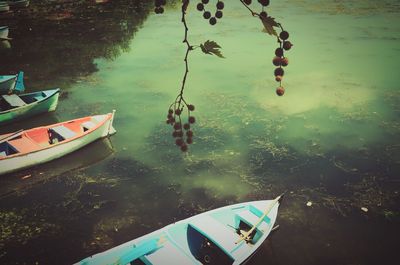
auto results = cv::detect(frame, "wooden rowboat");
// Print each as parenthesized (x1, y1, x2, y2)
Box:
(0, 111, 116, 175)
(0, 71, 25, 95)
(0, 88, 60, 125)
(75, 194, 283, 265)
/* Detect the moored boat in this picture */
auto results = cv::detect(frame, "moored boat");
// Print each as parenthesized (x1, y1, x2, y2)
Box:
(0, 111, 116, 175)
(0, 71, 25, 95)
(0, 88, 60, 125)
(75, 194, 283, 265)
(0, 26, 9, 40)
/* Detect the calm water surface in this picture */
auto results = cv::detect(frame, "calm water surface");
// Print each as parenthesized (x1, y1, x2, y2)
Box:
(0, 0, 399, 264)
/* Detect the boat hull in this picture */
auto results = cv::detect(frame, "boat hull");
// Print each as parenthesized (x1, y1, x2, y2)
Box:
(76, 198, 280, 265)
(0, 26, 8, 39)
(0, 75, 16, 94)
(0, 89, 60, 125)
(0, 112, 116, 175)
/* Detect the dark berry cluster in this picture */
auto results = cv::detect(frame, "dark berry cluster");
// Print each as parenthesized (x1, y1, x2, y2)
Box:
(154, 0, 166, 14)
(197, 0, 225, 26)
(243, 0, 292, 96)
(166, 102, 196, 152)
(273, 30, 292, 96)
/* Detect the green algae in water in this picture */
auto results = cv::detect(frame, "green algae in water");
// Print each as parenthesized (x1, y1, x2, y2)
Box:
(0, 0, 399, 264)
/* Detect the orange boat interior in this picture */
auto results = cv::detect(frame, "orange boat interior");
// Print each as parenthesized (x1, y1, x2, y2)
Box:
(0, 116, 101, 158)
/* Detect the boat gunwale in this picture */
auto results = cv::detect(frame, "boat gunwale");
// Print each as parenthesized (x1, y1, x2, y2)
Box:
(0, 112, 113, 160)
(0, 74, 16, 83)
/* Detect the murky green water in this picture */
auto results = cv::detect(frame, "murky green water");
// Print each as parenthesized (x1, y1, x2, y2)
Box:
(0, 0, 399, 264)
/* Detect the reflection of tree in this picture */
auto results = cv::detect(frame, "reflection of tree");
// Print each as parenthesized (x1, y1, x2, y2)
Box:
(0, 0, 154, 88)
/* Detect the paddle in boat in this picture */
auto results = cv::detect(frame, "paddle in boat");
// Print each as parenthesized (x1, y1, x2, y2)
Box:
(0, 88, 60, 125)
(75, 194, 283, 265)
(0, 25, 9, 40)
(0, 111, 116, 175)
(0, 71, 25, 95)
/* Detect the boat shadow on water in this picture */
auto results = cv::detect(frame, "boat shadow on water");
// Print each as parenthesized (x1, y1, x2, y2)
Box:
(0, 137, 115, 198)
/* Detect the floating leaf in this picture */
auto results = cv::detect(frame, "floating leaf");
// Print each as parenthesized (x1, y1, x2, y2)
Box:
(260, 15, 278, 36)
(200, 40, 225, 58)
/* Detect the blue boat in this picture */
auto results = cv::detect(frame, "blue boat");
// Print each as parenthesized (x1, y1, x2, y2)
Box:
(75, 194, 283, 265)
(0, 88, 60, 125)
(0, 71, 25, 95)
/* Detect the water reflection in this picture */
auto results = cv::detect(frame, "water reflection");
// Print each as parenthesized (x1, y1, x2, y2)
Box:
(0, 0, 399, 265)
(0, 138, 115, 199)
(0, 0, 154, 90)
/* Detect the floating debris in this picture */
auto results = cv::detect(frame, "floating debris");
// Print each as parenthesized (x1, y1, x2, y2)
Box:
(306, 201, 313, 207)
(21, 175, 31, 180)
(361, 207, 368, 213)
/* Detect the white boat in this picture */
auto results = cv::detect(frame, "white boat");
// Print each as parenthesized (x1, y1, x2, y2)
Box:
(0, 26, 9, 40)
(75, 194, 283, 265)
(0, 111, 116, 175)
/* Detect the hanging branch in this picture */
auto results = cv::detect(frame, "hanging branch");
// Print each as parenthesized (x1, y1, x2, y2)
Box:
(156, 0, 293, 152)
(165, 0, 196, 152)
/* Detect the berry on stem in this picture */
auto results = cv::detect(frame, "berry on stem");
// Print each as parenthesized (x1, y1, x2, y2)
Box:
(279, 31, 289, 40)
(188, 116, 196, 124)
(203, 11, 211, 19)
(276, 86, 285, 96)
(209, 17, 217, 25)
(260, 11, 268, 18)
(243, 0, 252, 5)
(216, 1, 224, 10)
(275, 48, 284, 57)
(272, 56, 281, 66)
(283, 41, 293, 50)
(215, 10, 223, 19)
(197, 3, 204, 11)
(274, 67, 284, 77)
(258, 0, 270, 7)
(281, 57, 289, 67)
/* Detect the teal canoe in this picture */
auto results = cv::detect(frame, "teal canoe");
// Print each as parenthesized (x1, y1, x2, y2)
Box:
(0, 88, 60, 125)
(0, 71, 25, 95)
(75, 194, 283, 265)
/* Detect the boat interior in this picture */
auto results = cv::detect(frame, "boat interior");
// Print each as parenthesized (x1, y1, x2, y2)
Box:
(0, 116, 102, 158)
(0, 91, 48, 111)
(126, 204, 271, 265)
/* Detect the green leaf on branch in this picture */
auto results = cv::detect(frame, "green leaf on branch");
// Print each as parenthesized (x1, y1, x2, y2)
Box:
(260, 15, 279, 36)
(200, 40, 225, 58)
